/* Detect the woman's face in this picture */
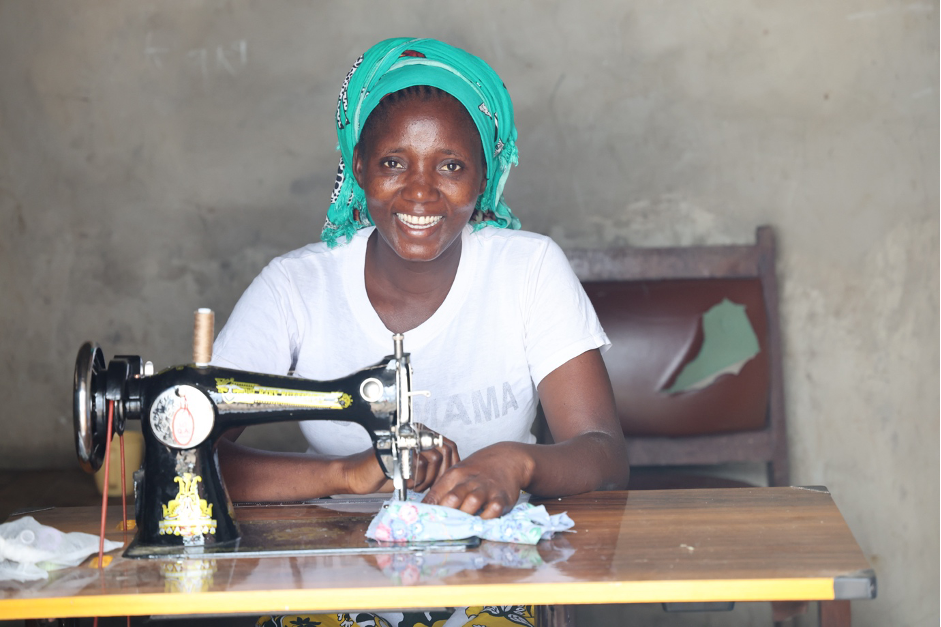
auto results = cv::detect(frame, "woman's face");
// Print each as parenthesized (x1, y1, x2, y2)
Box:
(353, 96, 486, 264)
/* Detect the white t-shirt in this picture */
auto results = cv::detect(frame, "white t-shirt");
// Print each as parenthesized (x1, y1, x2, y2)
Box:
(211, 225, 609, 459)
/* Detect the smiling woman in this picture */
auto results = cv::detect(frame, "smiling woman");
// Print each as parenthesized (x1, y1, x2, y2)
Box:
(356, 94, 487, 333)
(209, 37, 629, 627)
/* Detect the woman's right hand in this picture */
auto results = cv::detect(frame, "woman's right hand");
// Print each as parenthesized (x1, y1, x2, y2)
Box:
(341, 436, 460, 495)
(341, 448, 393, 495)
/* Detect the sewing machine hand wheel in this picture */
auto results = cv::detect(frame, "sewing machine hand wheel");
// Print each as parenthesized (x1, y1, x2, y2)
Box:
(74, 342, 109, 473)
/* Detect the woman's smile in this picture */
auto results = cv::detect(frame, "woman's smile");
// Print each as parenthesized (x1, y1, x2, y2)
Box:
(395, 213, 443, 229)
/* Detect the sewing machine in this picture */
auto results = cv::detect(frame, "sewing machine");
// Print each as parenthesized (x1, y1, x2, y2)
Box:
(72, 310, 441, 557)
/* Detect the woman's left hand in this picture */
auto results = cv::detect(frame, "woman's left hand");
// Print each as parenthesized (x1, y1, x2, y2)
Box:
(407, 435, 461, 492)
(420, 442, 533, 519)
(423, 349, 629, 517)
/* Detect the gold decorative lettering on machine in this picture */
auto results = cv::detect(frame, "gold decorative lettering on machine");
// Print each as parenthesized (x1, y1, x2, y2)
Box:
(159, 473, 218, 537)
(215, 378, 353, 409)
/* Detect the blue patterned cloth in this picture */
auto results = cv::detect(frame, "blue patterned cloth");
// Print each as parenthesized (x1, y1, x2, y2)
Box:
(365, 492, 573, 545)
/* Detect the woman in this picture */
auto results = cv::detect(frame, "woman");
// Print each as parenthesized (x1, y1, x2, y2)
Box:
(212, 37, 628, 626)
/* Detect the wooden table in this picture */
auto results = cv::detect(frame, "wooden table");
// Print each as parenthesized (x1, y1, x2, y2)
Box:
(0, 487, 874, 625)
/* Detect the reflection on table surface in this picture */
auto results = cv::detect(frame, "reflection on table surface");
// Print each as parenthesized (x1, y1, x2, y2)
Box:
(0, 487, 875, 620)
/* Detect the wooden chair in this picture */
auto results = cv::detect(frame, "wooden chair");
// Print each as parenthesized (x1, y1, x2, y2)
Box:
(564, 225, 788, 490)
(540, 227, 794, 627)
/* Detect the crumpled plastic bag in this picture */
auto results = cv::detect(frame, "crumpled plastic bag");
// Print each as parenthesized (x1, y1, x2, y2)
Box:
(365, 492, 574, 545)
(0, 516, 123, 582)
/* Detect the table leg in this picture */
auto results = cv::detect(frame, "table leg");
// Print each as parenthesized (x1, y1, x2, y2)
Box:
(536, 604, 576, 627)
(819, 600, 851, 627)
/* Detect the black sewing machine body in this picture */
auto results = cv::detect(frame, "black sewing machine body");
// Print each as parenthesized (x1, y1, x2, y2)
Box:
(73, 335, 438, 557)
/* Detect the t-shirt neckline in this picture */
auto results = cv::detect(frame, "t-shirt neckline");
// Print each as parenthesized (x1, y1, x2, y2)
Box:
(344, 226, 479, 352)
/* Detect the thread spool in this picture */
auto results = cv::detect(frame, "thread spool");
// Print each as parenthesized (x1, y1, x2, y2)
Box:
(193, 308, 214, 367)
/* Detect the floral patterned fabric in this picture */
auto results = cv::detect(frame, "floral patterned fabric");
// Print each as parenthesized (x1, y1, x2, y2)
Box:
(365, 496, 573, 545)
(256, 606, 536, 627)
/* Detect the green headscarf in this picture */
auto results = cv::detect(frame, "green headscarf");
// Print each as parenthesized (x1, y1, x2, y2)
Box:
(322, 37, 520, 247)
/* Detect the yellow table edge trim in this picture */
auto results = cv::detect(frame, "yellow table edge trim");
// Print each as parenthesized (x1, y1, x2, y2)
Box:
(0, 578, 836, 619)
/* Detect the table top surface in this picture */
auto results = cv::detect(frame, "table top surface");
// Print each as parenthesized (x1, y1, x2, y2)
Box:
(0, 486, 874, 619)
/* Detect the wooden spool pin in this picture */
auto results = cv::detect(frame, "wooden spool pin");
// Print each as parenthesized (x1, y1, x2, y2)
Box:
(193, 308, 214, 367)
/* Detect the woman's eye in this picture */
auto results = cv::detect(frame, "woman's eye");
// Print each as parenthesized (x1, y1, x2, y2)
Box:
(442, 162, 463, 172)
(382, 159, 403, 169)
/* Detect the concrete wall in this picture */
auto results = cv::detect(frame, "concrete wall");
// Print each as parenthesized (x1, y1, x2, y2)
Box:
(0, 2, 936, 625)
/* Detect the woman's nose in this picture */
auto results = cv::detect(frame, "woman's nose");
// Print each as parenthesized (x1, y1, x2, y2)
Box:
(401, 165, 439, 203)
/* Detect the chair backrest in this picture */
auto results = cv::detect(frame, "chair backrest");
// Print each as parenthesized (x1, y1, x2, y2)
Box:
(564, 226, 788, 487)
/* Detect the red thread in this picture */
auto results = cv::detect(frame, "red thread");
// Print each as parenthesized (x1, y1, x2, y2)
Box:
(119, 432, 127, 544)
(98, 400, 114, 568)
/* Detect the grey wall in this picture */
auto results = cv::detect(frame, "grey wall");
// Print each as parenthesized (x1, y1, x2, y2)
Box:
(0, 2, 936, 625)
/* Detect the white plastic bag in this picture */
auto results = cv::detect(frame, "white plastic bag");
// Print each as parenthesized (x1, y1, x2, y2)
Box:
(0, 516, 123, 582)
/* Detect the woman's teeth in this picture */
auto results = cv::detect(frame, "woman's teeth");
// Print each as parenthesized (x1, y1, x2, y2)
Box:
(396, 213, 442, 229)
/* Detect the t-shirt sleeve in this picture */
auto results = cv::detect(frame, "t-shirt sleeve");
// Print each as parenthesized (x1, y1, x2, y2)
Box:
(523, 238, 610, 387)
(210, 262, 299, 376)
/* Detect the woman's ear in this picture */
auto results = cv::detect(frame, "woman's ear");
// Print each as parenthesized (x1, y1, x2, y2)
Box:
(478, 159, 488, 195)
(352, 144, 365, 189)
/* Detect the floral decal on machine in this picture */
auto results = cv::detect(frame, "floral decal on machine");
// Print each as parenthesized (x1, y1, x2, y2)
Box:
(159, 473, 217, 537)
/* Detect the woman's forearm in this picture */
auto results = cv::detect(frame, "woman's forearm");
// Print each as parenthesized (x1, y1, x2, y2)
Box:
(215, 438, 387, 502)
(519, 431, 630, 497)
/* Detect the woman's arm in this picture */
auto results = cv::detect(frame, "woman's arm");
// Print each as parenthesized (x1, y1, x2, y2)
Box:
(216, 435, 460, 502)
(216, 439, 383, 502)
(422, 348, 629, 518)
